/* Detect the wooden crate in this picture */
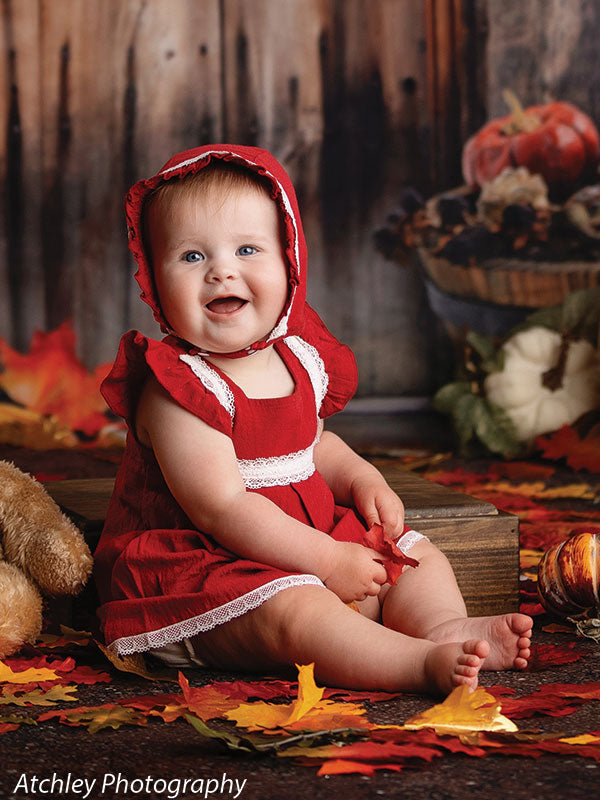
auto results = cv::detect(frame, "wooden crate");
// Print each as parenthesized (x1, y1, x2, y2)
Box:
(45, 470, 519, 617)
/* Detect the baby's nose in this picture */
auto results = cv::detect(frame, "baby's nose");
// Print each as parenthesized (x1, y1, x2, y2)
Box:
(206, 257, 238, 281)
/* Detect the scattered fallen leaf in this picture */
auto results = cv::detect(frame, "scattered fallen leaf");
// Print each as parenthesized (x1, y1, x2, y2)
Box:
(0, 684, 78, 706)
(527, 642, 588, 671)
(0, 715, 37, 734)
(37, 626, 92, 648)
(403, 686, 518, 736)
(178, 672, 240, 721)
(225, 663, 367, 732)
(39, 704, 148, 733)
(0, 661, 59, 685)
(95, 640, 176, 683)
(536, 426, 600, 472)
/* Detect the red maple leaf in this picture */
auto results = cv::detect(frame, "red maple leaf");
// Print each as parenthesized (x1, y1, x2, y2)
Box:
(526, 642, 588, 671)
(536, 425, 600, 472)
(364, 524, 419, 583)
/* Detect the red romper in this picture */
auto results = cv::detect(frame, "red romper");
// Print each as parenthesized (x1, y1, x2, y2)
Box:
(93, 144, 423, 656)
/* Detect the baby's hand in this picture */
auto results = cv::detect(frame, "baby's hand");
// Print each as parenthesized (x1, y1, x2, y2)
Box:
(350, 475, 405, 539)
(323, 541, 387, 603)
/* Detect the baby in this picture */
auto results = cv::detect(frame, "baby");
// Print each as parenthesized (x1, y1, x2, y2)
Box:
(94, 144, 532, 695)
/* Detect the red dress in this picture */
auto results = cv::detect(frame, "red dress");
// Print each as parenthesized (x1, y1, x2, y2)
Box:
(94, 317, 383, 655)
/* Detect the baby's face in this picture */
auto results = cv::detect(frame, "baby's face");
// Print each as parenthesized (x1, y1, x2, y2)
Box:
(148, 183, 289, 353)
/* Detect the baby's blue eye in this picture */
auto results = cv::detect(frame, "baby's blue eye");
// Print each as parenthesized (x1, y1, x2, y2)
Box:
(184, 251, 203, 263)
(237, 245, 257, 256)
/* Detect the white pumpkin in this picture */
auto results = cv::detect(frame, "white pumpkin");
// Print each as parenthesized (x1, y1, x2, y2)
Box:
(484, 326, 600, 441)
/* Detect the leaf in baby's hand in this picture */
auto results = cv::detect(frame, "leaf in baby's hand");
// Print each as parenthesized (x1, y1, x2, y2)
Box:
(0, 661, 59, 685)
(0, 684, 78, 706)
(364, 524, 418, 583)
(403, 685, 518, 736)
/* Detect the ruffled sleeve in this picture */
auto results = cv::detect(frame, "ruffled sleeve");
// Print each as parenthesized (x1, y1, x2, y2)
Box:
(100, 331, 234, 437)
(301, 305, 358, 418)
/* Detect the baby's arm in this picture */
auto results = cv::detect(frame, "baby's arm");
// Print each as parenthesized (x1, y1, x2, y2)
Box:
(136, 379, 387, 603)
(314, 427, 405, 538)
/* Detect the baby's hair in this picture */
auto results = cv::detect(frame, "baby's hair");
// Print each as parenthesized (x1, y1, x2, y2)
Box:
(142, 160, 274, 261)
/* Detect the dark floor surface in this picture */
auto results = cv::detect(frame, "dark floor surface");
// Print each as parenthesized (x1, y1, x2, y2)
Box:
(1, 411, 599, 800)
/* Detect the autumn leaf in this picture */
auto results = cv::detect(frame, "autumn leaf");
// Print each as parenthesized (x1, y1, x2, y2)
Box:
(318, 760, 404, 776)
(0, 321, 112, 437)
(526, 642, 588, 671)
(39, 704, 148, 733)
(225, 663, 367, 732)
(0, 661, 59, 685)
(560, 734, 600, 745)
(403, 685, 518, 736)
(178, 672, 240, 720)
(536, 425, 600, 472)
(364, 524, 419, 583)
(0, 684, 78, 706)
(482, 481, 595, 500)
(3, 655, 110, 687)
(0, 715, 37, 734)
(37, 626, 92, 649)
(95, 640, 176, 683)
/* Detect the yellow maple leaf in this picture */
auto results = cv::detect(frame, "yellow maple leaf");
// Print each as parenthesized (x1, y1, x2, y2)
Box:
(559, 734, 600, 745)
(225, 663, 366, 732)
(0, 684, 78, 706)
(0, 661, 59, 685)
(64, 705, 147, 734)
(284, 664, 325, 724)
(403, 685, 518, 736)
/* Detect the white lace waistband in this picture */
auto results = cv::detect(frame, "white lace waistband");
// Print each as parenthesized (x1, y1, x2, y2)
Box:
(237, 438, 318, 489)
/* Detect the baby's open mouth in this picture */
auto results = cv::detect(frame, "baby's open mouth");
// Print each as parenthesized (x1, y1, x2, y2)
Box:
(206, 297, 248, 314)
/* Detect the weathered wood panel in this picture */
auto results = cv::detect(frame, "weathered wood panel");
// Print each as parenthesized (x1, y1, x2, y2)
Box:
(8, 1, 599, 396)
(485, 0, 600, 121)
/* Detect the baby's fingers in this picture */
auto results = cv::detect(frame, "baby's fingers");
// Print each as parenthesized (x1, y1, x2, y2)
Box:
(377, 496, 405, 537)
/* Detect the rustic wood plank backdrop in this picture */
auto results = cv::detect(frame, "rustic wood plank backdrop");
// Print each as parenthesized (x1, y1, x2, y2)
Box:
(1, 0, 599, 395)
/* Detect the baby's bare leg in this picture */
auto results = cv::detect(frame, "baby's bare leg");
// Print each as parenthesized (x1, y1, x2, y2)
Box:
(381, 539, 532, 670)
(188, 584, 487, 695)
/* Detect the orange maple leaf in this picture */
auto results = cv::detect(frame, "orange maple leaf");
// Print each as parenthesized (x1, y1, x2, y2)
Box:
(178, 672, 240, 721)
(0, 321, 112, 436)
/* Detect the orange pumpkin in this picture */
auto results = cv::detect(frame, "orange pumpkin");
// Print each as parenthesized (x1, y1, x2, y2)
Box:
(537, 532, 600, 618)
(462, 91, 600, 189)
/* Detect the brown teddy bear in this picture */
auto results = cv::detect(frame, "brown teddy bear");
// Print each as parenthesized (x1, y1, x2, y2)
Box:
(0, 460, 93, 658)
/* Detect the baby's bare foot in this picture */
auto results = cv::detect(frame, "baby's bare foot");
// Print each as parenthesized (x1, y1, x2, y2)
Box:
(424, 639, 489, 695)
(425, 614, 532, 671)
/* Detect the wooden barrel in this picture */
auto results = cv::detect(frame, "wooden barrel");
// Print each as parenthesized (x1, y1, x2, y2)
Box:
(418, 248, 600, 308)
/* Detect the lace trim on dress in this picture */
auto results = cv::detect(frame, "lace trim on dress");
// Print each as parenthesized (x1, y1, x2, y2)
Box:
(179, 354, 236, 420)
(395, 529, 429, 554)
(107, 574, 324, 655)
(237, 436, 318, 489)
(284, 336, 329, 412)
